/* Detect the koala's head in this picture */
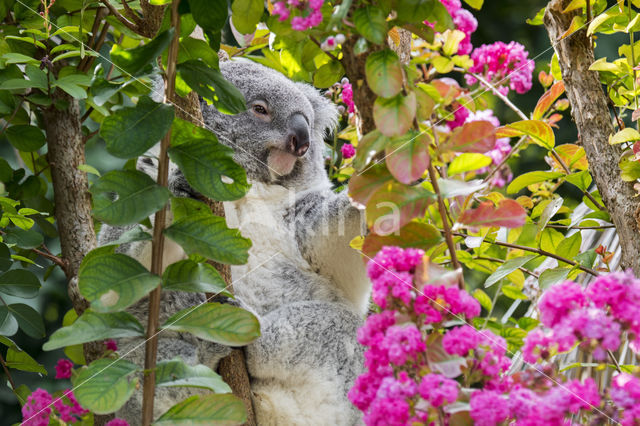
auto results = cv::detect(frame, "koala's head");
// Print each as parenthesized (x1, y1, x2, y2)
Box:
(201, 60, 338, 189)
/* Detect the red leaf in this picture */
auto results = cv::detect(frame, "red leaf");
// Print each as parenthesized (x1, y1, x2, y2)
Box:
(457, 199, 527, 229)
(533, 81, 565, 120)
(440, 120, 496, 154)
(348, 164, 393, 205)
(366, 182, 435, 235)
(385, 132, 430, 184)
(362, 221, 442, 258)
(373, 92, 416, 137)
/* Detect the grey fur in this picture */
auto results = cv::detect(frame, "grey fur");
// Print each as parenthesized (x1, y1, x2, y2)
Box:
(99, 60, 369, 425)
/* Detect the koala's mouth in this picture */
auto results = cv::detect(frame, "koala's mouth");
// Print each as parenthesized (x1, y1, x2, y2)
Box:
(267, 148, 299, 177)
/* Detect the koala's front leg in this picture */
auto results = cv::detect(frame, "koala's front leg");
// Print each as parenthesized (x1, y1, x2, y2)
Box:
(290, 190, 370, 314)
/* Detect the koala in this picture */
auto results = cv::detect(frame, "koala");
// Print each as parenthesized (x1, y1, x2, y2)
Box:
(99, 60, 370, 425)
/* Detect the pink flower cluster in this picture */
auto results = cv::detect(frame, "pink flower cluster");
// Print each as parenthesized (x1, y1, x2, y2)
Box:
(523, 272, 640, 364)
(340, 78, 355, 114)
(350, 246, 485, 424)
(341, 143, 355, 159)
(465, 41, 535, 95)
(426, 0, 478, 55)
(611, 373, 640, 426)
(272, 0, 324, 31)
(22, 389, 89, 426)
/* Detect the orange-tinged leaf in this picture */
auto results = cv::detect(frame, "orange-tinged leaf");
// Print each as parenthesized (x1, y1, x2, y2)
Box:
(431, 79, 461, 104)
(386, 132, 430, 184)
(457, 199, 527, 229)
(365, 49, 404, 98)
(496, 120, 555, 150)
(348, 164, 394, 205)
(362, 221, 442, 258)
(366, 183, 435, 235)
(553, 144, 588, 171)
(440, 120, 496, 153)
(533, 81, 565, 120)
(374, 92, 416, 137)
(560, 15, 586, 40)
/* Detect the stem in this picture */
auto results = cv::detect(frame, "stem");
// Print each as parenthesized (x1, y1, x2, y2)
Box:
(483, 135, 526, 183)
(310, 35, 339, 62)
(608, 349, 622, 373)
(546, 224, 615, 230)
(428, 160, 464, 289)
(32, 247, 67, 269)
(99, 0, 139, 33)
(140, 2, 180, 424)
(0, 352, 16, 391)
(450, 231, 598, 276)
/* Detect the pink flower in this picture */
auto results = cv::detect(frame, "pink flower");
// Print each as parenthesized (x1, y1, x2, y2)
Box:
(271, 0, 325, 30)
(55, 359, 73, 379)
(22, 388, 53, 426)
(419, 374, 459, 407)
(64, 390, 89, 417)
(442, 325, 481, 356)
(105, 339, 118, 351)
(425, 0, 477, 55)
(341, 81, 355, 113)
(272, 1, 290, 21)
(465, 41, 535, 95)
(538, 281, 586, 327)
(357, 311, 396, 347)
(377, 372, 418, 400)
(106, 420, 130, 426)
(470, 390, 509, 426)
(446, 103, 469, 130)
(382, 324, 425, 365)
(611, 373, 640, 410)
(522, 329, 553, 363)
(341, 143, 355, 159)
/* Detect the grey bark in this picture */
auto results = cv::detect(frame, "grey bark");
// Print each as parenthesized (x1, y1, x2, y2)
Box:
(544, 0, 640, 275)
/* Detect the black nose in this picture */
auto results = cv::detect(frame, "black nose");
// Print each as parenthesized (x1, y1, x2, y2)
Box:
(286, 113, 310, 157)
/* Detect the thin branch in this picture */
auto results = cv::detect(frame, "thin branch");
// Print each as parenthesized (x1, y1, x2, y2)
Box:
(450, 231, 598, 276)
(428, 155, 464, 289)
(546, 224, 615, 230)
(483, 135, 526, 183)
(32, 247, 67, 269)
(141, 1, 180, 424)
(310, 35, 339, 62)
(608, 349, 622, 373)
(0, 352, 16, 391)
(99, 0, 139, 33)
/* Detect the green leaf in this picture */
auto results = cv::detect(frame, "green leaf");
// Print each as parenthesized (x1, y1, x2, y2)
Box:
(556, 232, 582, 261)
(536, 196, 563, 234)
(164, 215, 251, 265)
(0, 269, 41, 298)
(6, 346, 46, 374)
(575, 249, 597, 269)
(178, 60, 247, 114)
(90, 170, 171, 226)
(366, 182, 435, 234)
(169, 120, 249, 201)
(365, 49, 403, 98)
(178, 37, 219, 67)
(162, 302, 260, 346)
(473, 288, 492, 311)
(463, 0, 483, 9)
(100, 96, 175, 159)
(502, 285, 528, 300)
(373, 92, 416, 138)
(538, 267, 570, 290)
(361, 221, 442, 258)
(156, 358, 232, 393)
(43, 310, 144, 351)
(1, 53, 39, 66)
(170, 197, 212, 222)
(79, 252, 161, 313)
(396, 0, 437, 24)
(353, 130, 389, 171)
(111, 29, 174, 76)
(155, 394, 247, 424)
(109, 226, 153, 247)
(448, 153, 492, 175)
(231, 0, 264, 34)
(484, 255, 536, 288)
(72, 359, 139, 415)
(348, 163, 394, 205)
(190, 0, 228, 32)
(507, 171, 565, 194)
(565, 170, 592, 191)
(24, 65, 48, 90)
(313, 60, 345, 89)
(8, 304, 44, 338)
(5, 125, 46, 152)
(354, 6, 388, 45)
(619, 154, 640, 182)
(609, 127, 640, 144)
(163, 259, 230, 295)
(0, 305, 18, 336)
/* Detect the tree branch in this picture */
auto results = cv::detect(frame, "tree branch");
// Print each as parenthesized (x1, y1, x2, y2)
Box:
(545, 0, 640, 275)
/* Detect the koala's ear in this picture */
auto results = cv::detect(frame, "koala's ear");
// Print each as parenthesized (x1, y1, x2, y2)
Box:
(295, 82, 339, 137)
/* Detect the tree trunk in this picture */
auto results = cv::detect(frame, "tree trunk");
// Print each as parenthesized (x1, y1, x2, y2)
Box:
(544, 0, 640, 275)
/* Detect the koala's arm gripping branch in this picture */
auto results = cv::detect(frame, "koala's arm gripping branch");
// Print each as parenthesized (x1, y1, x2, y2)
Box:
(544, 0, 640, 275)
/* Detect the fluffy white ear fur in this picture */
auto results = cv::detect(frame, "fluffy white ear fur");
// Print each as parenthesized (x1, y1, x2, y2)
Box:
(294, 82, 339, 138)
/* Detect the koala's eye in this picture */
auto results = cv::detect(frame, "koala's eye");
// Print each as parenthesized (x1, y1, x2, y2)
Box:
(253, 104, 268, 115)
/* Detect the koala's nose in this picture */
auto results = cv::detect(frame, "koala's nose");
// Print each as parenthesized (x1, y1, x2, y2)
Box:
(286, 113, 310, 157)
